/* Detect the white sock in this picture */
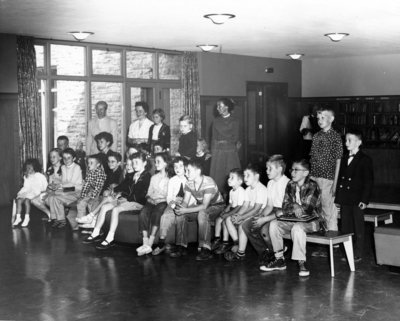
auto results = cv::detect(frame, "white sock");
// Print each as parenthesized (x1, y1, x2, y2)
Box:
(13, 214, 22, 225)
(143, 237, 149, 246)
(21, 214, 30, 227)
(91, 227, 101, 238)
(148, 235, 155, 247)
(105, 232, 115, 243)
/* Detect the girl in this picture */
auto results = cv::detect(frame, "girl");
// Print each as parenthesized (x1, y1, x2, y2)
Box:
(194, 138, 212, 176)
(45, 148, 83, 228)
(148, 108, 171, 153)
(136, 152, 172, 256)
(82, 152, 151, 250)
(13, 159, 48, 227)
(31, 148, 63, 221)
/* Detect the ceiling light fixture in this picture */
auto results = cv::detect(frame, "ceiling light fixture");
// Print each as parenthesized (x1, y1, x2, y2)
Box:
(68, 31, 94, 41)
(203, 13, 235, 25)
(324, 33, 349, 42)
(196, 44, 219, 52)
(287, 53, 305, 60)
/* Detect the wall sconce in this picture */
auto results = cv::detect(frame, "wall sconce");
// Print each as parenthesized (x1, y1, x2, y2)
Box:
(203, 14, 235, 25)
(324, 33, 349, 42)
(68, 31, 94, 41)
(286, 53, 305, 60)
(196, 44, 219, 52)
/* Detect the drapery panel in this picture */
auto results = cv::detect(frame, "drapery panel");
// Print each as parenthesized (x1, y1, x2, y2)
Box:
(16, 36, 42, 169)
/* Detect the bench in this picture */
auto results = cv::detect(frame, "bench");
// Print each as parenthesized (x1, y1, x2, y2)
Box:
(283, 231, 355, 277)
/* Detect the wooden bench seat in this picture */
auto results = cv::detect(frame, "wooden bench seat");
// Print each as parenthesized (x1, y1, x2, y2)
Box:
(283, 231, 355, 277)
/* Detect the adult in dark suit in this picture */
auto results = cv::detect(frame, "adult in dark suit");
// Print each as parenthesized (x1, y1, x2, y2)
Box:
(335, 129, 373, 261)
(148, 108, 171, 153)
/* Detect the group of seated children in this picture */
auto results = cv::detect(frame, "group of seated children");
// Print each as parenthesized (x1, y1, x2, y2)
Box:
(11, 108, 371, 278)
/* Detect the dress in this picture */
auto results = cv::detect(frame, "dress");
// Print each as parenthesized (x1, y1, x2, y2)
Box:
(210, 115, 241, 193)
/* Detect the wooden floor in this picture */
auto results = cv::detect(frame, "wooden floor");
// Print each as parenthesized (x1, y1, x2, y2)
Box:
(1, 205, 400, 321)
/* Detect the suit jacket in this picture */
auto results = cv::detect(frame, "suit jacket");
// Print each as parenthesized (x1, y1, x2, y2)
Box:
(335, 150, 374, 205)
(148, 123, 171, 150)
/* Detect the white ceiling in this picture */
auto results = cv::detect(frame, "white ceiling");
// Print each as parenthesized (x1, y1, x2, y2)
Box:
(1, 0, 400, 59)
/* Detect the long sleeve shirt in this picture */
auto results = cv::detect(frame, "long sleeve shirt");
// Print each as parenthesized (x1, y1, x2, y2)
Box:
(61, 163, 83, 191)
(17, 172, 48, 199)
(80, 166, 107, 199)
(147, 172, 169, 204)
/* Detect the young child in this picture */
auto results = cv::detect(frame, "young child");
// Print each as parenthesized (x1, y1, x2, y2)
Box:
(31, 148, 63, 221)
(77, 152, 125, 228)
(177, 115, 197, 161)
(224, 163, 268, 262)
(136, 152, 172, 256)
(194, 138, 212, 176)
(148, 108, 171, 153)
(82, 152, 151, 250)
(172, 159, 225, 261)
(310, 107, 343, 257)
(152, 157, 193, 256)
(94, 131, 114, 174)
(12, 159, 48, 227)
(335, 129, 373, 262)
(45, 148, 83, 228)
(68, 155, 107, 230)
(212, 168, 246, 255)
(243, 155, 290, 268)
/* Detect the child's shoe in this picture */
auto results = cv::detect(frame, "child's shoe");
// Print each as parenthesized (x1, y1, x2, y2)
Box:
(211, 238, 222, 251)
(137, 245, 152, 256)
(214, 243, 230, 255)
(152, 245, 166, 256)
(224, 250, 245, 262)
(259, 257, 286, 272)
(21, 215, 30, 227)
(76, 213, 94, 224)
(12, 215, 22, 227)
(196, 248, 213, 261)
(298, 260, 310, 277)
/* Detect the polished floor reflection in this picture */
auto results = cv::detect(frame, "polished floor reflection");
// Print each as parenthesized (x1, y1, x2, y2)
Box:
(1, 205, 400, 321)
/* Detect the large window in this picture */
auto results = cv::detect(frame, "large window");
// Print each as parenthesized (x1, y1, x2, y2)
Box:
(35, 41, 183, 155)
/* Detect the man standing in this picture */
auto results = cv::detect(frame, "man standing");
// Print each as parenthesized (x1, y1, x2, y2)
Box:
(87, 101, 118, 155)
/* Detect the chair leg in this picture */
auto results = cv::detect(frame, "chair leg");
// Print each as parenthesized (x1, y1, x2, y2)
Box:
(343, 237, 355, 272)
(329, 240, 335, 277)
(385, 214, 393, 225)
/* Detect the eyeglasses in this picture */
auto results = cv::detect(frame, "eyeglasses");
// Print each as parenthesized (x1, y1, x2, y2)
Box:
(290, 168, 307, 173)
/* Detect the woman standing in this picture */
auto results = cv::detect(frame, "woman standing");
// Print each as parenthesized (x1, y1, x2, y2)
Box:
(210, 98, 241, 196)
(127, 101, 154, 149)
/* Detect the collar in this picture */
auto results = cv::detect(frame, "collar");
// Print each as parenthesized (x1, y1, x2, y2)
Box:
(222, 113, 231, 118)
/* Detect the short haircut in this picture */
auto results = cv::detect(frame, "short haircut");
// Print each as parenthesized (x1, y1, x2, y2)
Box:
(152, 108, 165, 121)
(172, 156, 187, 167)
(87, 154, 101, 163)
(179, 115, 193, 124)
(346, 128, 363, 141)
(293, 159, 311, 171)
(108, 151, 122, 162)
(94, 131, 113, 147)
(188, 159, 204, 174)
(217, 97, 235, 112)
(62, 147, 76, 159)
(135, 101, 149, 114)
(267, 154, 286, 173)
(197, 138, 210, 154)
(95, 100, 108, 110)
(129, 151, 147, 163)
(23, 158, 42, 173)
(318, 106, 335, 118)
(230, 168, 244, 181)
(245, 163, 261, 176)
(57, 135, 69, 143)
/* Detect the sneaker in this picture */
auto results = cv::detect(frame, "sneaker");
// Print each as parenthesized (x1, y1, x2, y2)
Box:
(214, 243, 230, 255)
(211, 238, 222, 251)
(137, 245, 152, 256)
(76, 214, 94, 224)
(196, 248, 213, 261)
(224, 251, 245, 262)
(169, 246, 187, 258)
(259, 257, 286, 272)
(259, 249, 274, 266)
(136, 244, 147, 253)
(152, 245, 166, 256)
(298, 260, 310, 277)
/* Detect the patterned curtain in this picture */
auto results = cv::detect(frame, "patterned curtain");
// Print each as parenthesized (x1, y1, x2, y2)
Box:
(182, 51, 201, 134)
(16, 36, 42, 168)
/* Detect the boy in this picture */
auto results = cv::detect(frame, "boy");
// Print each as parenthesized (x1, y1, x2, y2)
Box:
(57, 135, 69, 151)
(152, 157, 193, 255)
(76, 152, 123, 227)
(94, 131, 114, 174)
(335, 129, 373, 262)
(242, 155, 290, 266)
(69, 155, 106, 230)
(310, 107, 342, 256)
(224, 164, 268, 262)
(177, 115, 197, 161)
(171, 160, 225, 261)
(212, 168, 246, 255)
(263, 159, 321, 277)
